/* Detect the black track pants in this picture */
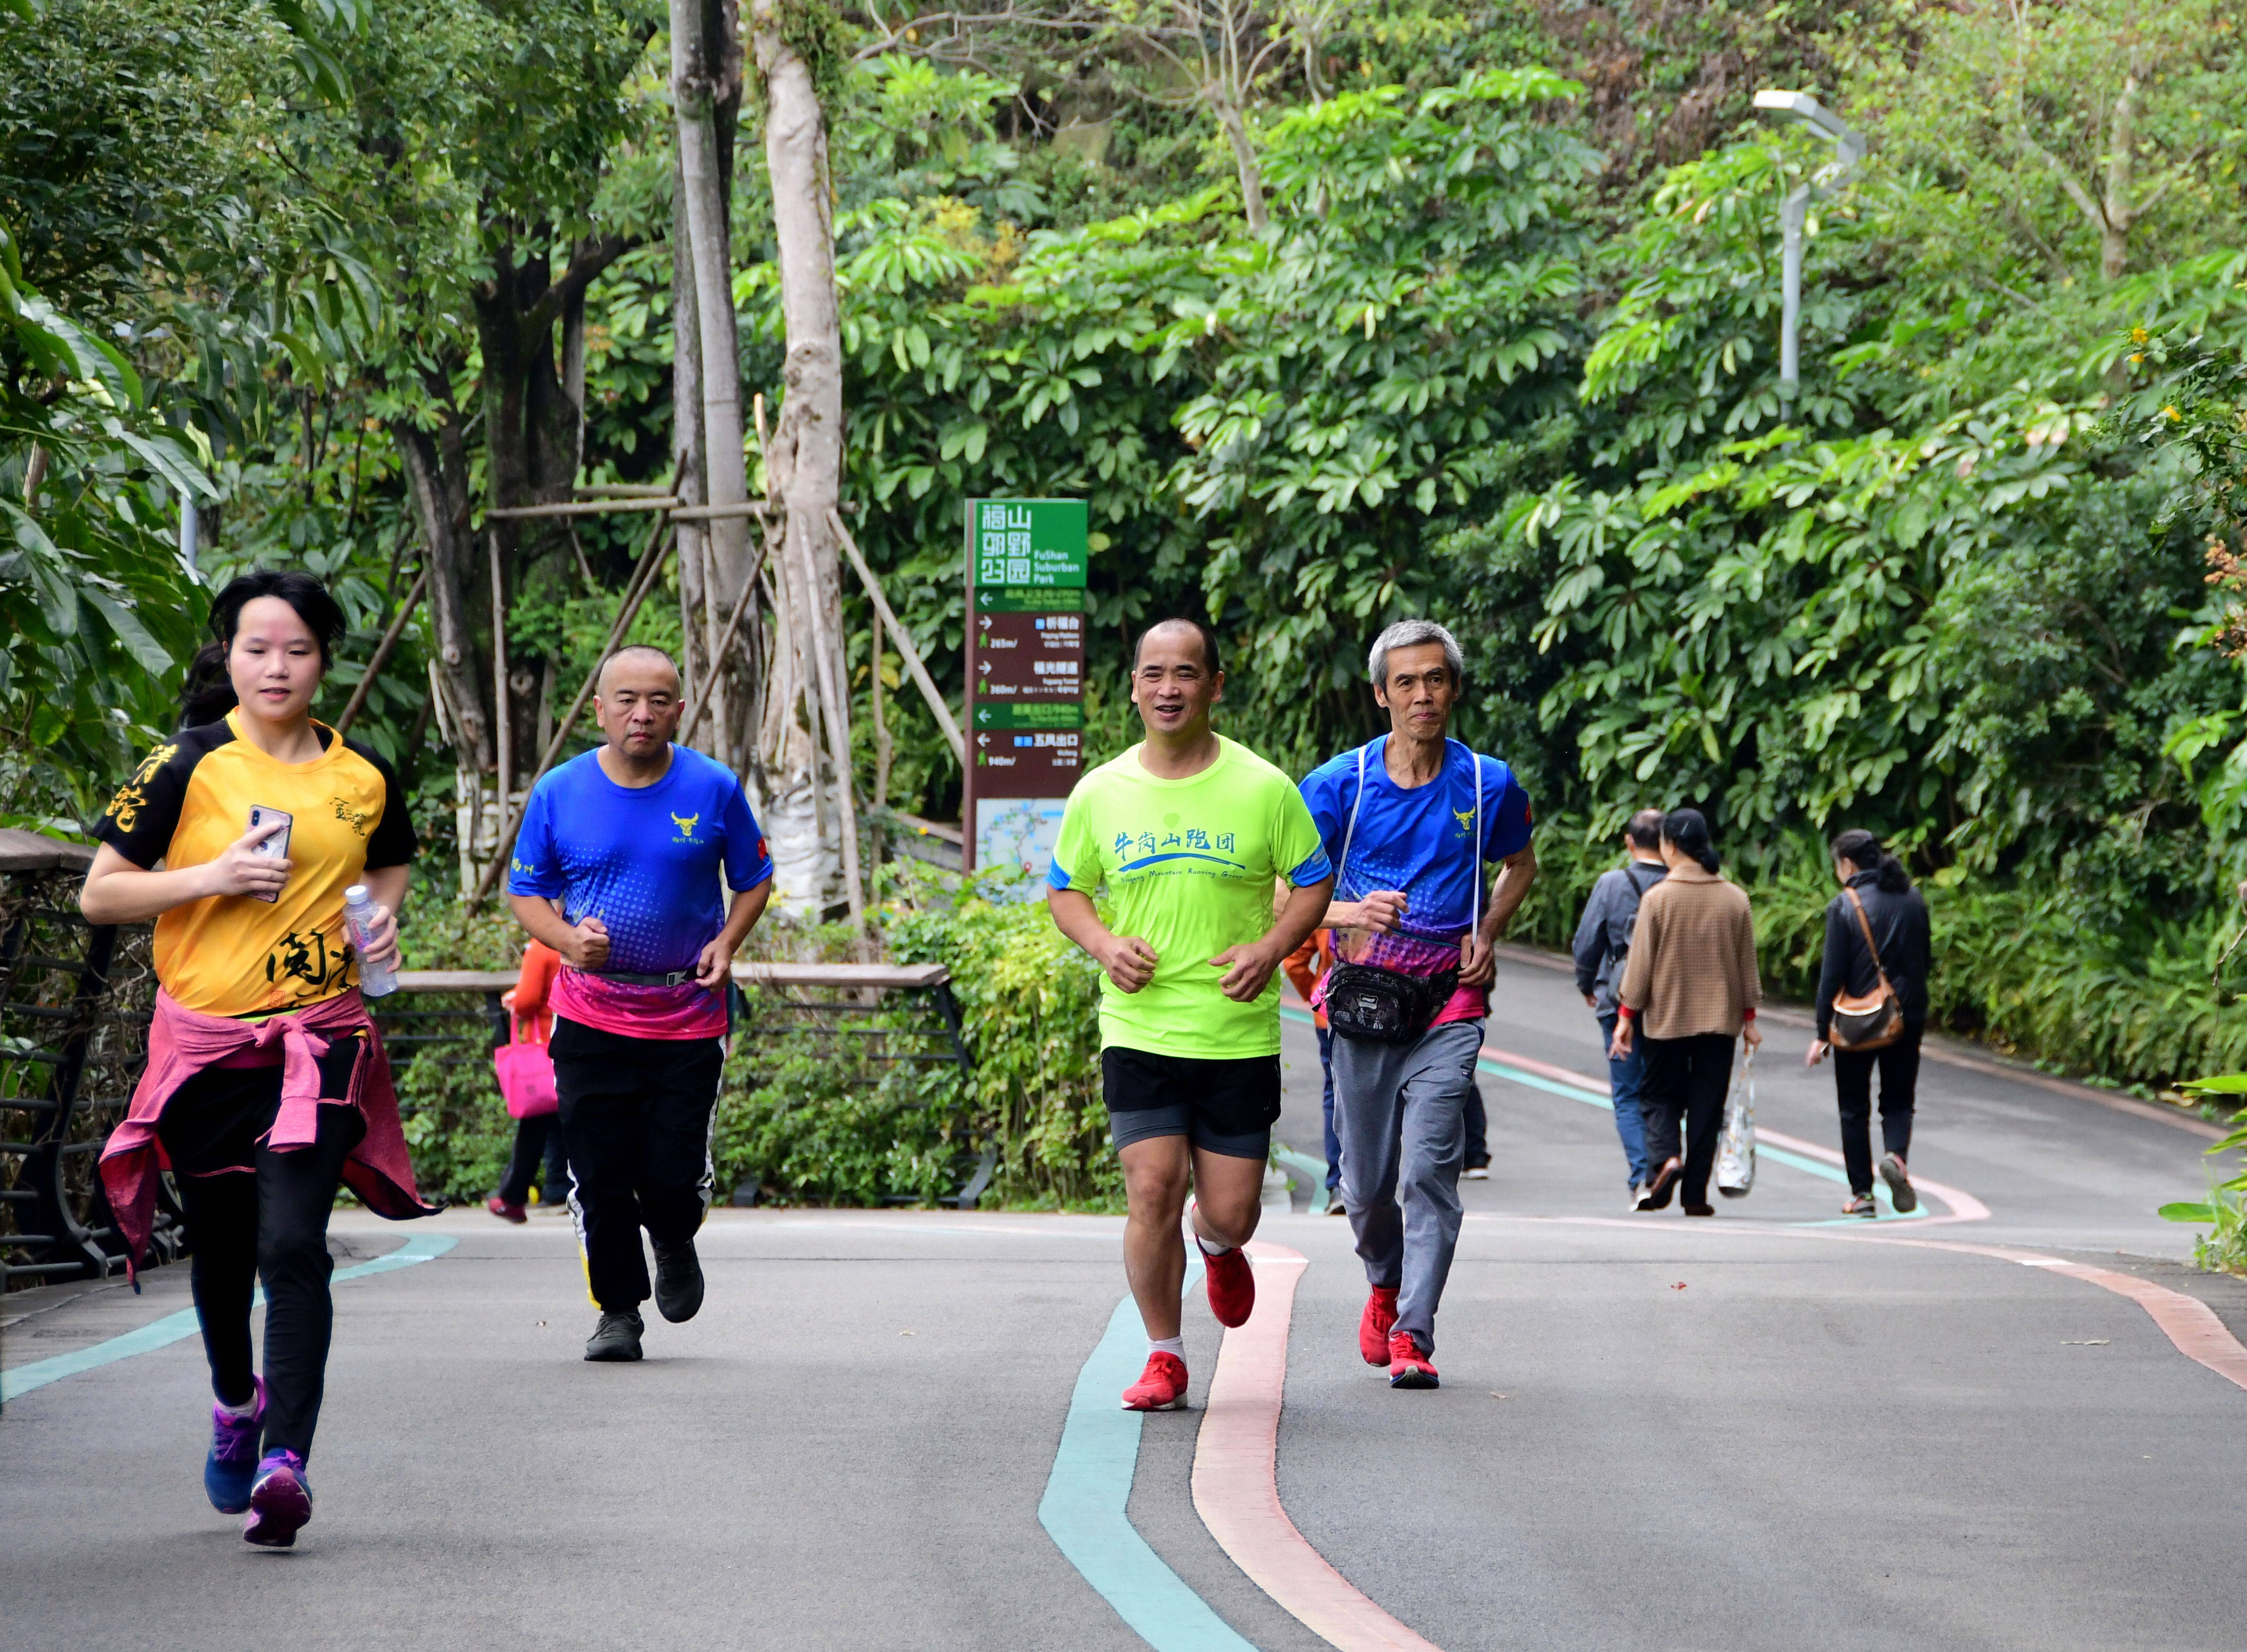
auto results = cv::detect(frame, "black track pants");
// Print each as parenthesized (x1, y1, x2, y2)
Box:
(551, 1019, 723, 1312)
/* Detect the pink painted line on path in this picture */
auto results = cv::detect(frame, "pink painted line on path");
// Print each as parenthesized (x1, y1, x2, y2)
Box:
(1478, 1043, 1991, 1224)
(1879, 1237, 2247, 1394)
(1193, 1242, 1446, 1652)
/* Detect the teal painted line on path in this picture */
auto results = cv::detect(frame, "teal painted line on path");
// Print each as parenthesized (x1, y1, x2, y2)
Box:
(1040, 1264, 1257, 1652)
(2, 1232, 458, 1403)
(1271, 1146, 1330, 1214)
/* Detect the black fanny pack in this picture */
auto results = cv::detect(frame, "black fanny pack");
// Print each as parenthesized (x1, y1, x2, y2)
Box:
(1324, 739, 1483, 1046)
(1325, 962, 1460, 1044)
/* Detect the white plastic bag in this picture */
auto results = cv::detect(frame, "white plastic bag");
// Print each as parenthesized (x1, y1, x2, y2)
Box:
(1716, 1047, 1756, 1198)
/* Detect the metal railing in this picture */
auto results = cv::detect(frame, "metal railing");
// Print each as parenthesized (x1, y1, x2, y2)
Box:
(0, 832, 175, 1290)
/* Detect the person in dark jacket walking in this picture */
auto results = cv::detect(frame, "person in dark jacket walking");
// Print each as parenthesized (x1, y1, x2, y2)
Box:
(1806, 830, 1931, 1217)
(1571, 809, 1666, 1205)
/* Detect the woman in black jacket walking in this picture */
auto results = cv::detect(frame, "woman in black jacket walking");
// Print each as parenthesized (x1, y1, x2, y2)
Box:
(1806, 830, 1930, 1217)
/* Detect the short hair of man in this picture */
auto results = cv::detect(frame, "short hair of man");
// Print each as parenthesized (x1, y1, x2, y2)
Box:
(1132, 617, 1221, 676)
(1368, 619, 1464, 688)
(1627, 808, 1664, 850)
(598, 643, 680, 691)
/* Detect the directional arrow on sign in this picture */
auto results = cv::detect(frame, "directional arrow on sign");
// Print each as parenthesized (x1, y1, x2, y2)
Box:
(978, 659, 991, 674)
(977, 707, 992, 724)
(979, 613, 992, 629)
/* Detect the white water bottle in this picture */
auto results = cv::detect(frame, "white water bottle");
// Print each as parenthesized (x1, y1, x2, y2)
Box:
(342, 885, 398, 998)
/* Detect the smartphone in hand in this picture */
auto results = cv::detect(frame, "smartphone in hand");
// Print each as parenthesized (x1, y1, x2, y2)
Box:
(247, 806, 293, 903)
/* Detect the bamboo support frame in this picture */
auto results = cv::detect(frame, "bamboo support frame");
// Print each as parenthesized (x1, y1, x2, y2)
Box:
(461, 515, 680, 914)
(485, 496, 680, 520)
(333, 566, 428, 737)
(830, 510, 966, 765)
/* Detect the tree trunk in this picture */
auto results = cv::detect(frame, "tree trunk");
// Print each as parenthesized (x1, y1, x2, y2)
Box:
(750, 0, 860, 922)
(1212, 96, 1268, 234)
(671, 144, 716, 753)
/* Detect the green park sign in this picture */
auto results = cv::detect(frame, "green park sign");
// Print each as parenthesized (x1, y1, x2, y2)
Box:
(966, 498, 1087, 590)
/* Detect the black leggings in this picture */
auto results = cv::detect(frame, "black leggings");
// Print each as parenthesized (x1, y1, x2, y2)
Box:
(1832, 1022, 1922, 1194)
(158, 1041, 366, 1460)
(1638, 1032, 1736, 1206)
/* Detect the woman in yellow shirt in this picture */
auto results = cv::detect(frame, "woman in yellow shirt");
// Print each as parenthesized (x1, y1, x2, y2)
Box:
(82, 567, 427, 1549)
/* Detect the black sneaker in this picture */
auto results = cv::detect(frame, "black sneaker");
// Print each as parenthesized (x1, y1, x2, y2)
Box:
(653, 1241, 704, 1323)
(584, 1309, 644, 1362)
(1879, 1154, 1918, 1214)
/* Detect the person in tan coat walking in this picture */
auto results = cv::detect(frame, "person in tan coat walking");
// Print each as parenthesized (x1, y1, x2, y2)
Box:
(1609, 808, 1762, 1214)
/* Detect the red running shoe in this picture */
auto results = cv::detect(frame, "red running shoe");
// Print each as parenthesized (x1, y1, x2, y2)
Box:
(1359, 1286, 1399, 1365)
(485, 1194, 526, 1225)
(1199, 1242, 1255, 1328)
(1388, 1331, 1439, 1390)
(1121, 1351, 1189, 1411)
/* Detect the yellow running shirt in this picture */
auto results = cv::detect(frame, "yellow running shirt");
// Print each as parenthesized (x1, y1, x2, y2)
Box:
(1047, 737, 1331, 1059)
(95, 712, 416, 1017)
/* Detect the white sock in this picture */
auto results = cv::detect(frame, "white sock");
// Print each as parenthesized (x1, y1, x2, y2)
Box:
(1148, 1336, 1185, 1360)
(216, 1391, 257, 1420)
(1194, 1231, 1237, 1257)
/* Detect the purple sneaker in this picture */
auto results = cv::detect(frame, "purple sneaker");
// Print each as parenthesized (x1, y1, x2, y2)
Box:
(244, 1449, 312, 1548)
(204, 1378, 264, 1514)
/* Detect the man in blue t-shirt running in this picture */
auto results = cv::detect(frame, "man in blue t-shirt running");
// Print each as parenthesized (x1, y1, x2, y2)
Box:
(1300, 620, 1536, 1390)
(507, 645, 773, 1363)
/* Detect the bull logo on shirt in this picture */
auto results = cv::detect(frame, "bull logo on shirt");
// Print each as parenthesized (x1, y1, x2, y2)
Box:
(1452, 806, 1475, 839)
(671, 812, 700, 841)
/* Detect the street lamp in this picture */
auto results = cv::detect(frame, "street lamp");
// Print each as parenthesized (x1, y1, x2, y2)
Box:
(1752, 89, 1865, 394)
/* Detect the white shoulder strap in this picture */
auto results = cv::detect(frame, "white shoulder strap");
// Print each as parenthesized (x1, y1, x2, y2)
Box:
(1468, 746, 1484, 936)
(1336, 741, 1369, 898)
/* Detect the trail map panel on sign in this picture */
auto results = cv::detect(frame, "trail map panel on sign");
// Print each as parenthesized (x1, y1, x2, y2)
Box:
(964, 500, 1087, 879)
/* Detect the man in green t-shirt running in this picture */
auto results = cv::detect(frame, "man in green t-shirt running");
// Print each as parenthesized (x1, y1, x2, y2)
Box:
(1047, 618, 1334, 1411)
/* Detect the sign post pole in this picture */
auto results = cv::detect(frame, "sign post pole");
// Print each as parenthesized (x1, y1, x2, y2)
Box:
(962, 499, 1088, 881)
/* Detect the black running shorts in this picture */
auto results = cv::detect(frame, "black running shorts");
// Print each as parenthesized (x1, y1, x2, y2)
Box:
(1101, 1046, 1281, 1161)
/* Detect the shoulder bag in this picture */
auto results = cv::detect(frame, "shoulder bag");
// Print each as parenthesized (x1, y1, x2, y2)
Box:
(1828, 887, 1904, 1052)
(494, 1010, 559, 1120)
(1324, 743, 1481, 1045)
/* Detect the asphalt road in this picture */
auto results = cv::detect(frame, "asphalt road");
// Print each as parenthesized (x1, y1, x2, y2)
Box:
(4, 952, 2243, 1651)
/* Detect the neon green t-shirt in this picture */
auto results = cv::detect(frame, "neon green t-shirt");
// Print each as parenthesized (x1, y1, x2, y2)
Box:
(1047, 737, 1334, 1059)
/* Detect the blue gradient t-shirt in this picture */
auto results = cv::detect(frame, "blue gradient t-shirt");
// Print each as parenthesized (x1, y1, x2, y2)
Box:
(1298, 736, 1532, 1025)
(507, 745, 773, 1039)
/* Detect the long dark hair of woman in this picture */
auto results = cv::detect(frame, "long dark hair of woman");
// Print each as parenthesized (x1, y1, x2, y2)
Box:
(1832, 828, 1911, 894)
(1661, 807, 1720, 875)
(178, 569, 348, 729)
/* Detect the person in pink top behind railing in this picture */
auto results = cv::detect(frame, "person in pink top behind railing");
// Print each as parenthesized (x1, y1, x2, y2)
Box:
(486, 938, 568, 1223)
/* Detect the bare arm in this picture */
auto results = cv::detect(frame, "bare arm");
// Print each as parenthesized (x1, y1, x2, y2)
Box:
(1048, 887, 1159, 993)
(1212, 875, 1335, 1004)
(507, 891, 611, 971)
(694, 880, 773, 988)
(78, 820, 293, 925)
(1461, 843, 1537, 989)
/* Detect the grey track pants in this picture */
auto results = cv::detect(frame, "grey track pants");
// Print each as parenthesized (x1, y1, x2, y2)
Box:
(1330, 1018, 1485, 1356)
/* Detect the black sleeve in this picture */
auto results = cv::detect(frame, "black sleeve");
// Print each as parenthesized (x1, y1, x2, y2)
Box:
(355, 743, 418, 869)
(93, 732, 209, 869)
(1814, 899, 1850, 1038)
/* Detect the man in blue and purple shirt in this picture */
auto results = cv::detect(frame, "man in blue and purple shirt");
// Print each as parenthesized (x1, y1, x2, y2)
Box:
(1299, 620, 1536, 1390)
(507, 644, 773, 1364)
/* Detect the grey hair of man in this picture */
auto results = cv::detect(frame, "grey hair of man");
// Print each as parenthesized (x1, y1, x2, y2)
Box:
(1367, 619, 1465, 688)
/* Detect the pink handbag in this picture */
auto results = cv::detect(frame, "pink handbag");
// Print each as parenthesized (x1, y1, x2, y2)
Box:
(494, 1014, 557, 1120)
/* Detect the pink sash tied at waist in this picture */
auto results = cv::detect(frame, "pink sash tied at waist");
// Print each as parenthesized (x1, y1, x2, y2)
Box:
(99, 987, 437, 1280)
